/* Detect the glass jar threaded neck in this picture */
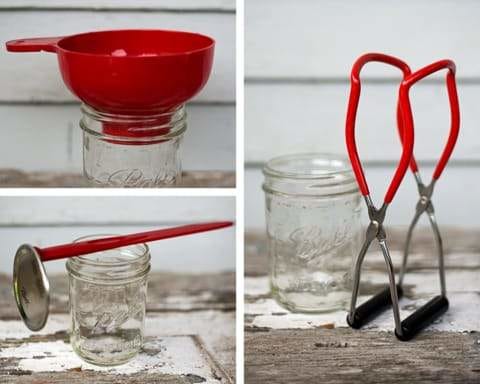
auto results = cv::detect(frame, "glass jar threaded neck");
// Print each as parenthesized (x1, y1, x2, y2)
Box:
(80, 104, 187, 187)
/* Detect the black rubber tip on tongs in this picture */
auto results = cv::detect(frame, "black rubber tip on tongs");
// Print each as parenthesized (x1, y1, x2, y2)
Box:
(395, 295, 449, 341)
(347, 284, 404, 329)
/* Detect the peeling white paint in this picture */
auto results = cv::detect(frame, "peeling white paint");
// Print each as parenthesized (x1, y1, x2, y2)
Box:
(0, 311, 234, 379)
(246, 276, 480, 332)
(245, 276, 270, 297)
(246, 267, 480, 299)
(0, 336, 223, 382)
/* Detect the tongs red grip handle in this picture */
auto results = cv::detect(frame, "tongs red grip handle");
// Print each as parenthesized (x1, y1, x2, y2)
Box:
(399, 60, 460, 180)
(346, 53, 413, 203)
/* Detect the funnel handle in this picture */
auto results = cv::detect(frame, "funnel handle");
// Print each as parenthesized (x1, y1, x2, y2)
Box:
(6, 37, 63, 53)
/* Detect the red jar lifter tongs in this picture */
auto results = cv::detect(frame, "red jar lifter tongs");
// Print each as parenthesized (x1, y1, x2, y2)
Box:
(345, 53, 460, 341)
(13, 221, 233, 331)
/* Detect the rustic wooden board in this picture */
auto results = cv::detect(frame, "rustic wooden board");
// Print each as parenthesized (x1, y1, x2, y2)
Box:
(245, 329, 480, 384)
(0, 12, 234, 103)
(245, 228, 480, 277)
(0, 197, 236, 226)
(0, 271, 235, 382)
(245, 83, 480, 163)
(0, 335, 230, 383)
(0, 272, 235, 319)
(246, 0, 480, 78)
(0, 104, 235, 173)
(245, 166, 480, 229)
(0, 169, 235, 187)
(0, 0, 236, 11)
(245, 228, 480, 383)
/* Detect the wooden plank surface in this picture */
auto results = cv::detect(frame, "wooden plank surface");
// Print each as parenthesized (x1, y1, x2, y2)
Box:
(246, 0, 480, 79)
(245, 83, 479, 163)
(0, 104, 235, 173)
(0, 271, 235, 382)
(245, 166, 480, 229)
(0, 0, 236, 11)
(0, 169, 235, 187)
(245, 228, 480, 383)
(244, 0, 480, 227)
(0, 12, 234, 103)
(245, 329, 479, 384)
(0, 196, 236, 226)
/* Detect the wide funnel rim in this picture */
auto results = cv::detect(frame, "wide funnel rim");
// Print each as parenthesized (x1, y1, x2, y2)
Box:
(56, 29, 215, 59)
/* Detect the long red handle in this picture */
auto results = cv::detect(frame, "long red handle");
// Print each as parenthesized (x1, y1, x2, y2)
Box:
(398, 60, 460, 180)
(345, 53, 414, 203)
(5, 37, 62, 53)
(36, 221, 234, 261)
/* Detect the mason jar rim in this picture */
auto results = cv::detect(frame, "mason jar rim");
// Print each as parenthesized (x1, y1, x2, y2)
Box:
(80, 103, 187, 142)
(263, 153, 354, 181)
(80, 103, 186, 122)
(66, 234, 151, 282)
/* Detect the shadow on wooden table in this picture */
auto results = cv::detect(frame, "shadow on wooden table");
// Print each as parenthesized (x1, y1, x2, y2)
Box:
(0, 169, 235, 188)
(0, 271, 235, 383)
(245, 227, 480, 384)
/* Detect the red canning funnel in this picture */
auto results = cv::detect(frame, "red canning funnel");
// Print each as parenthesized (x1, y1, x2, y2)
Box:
(5, 29, 215, 115)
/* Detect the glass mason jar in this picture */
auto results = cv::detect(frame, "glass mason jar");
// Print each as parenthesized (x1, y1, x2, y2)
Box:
(263, 153, 362, 313)
(66, 236, 151, 366)
(80, 104, 187, 187)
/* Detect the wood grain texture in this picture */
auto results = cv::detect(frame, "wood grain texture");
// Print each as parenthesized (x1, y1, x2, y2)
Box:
(0, 335, 231, 383)
(245, 329, 480, 384)
(0, 196, 235, 226)
(0, 104, 235, 173)
(0, 0, 236, 11)
(0, 169, 235, 187)
(245, 82, 480, 163)
(245, 228, 480, 277)
(246, 0, 480, 79)
(245, 166, 480, 229)
(0, 272, 235, 320)
(0, 271, 235, 382)
(0, 12, 234, 103)
(245, 228, 480, 383)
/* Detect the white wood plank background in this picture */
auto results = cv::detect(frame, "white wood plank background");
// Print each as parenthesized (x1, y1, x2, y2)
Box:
(246, 165, 479, 229)
(0, 0, 235, 11)
(246, 82, 480, 163)
(245, 0, 480, 228)
(246, 0, 480, 79)
(0, 313, 235, 382)
(0, 1, 235, 172)
(0, 104, 235, 171)
(0, 196, 236, 273)
(0, 11, 234, 102)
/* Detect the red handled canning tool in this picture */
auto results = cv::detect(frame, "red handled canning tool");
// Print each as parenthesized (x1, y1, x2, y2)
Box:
(13, 221, 233, 331)
(6, 30, 214, 114)
(345, 53, 460, 341)
(6, 30, 214, 141)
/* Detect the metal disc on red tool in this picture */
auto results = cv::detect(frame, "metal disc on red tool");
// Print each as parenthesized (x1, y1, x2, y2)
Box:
(10, 222, 233, 331)
(13, 244, 50, 331)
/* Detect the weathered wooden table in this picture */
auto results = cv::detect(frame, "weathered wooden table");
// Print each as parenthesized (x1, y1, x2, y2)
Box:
(0, 271, 235, 383)
(245, 228, 480, 383)
(0, 170, 235, 188)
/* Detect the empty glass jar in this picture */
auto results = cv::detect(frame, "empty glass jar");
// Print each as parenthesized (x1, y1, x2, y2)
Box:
(66, 236, 151, 365)
(80, 104, 187, 187)
(263, 153, 362, 313)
